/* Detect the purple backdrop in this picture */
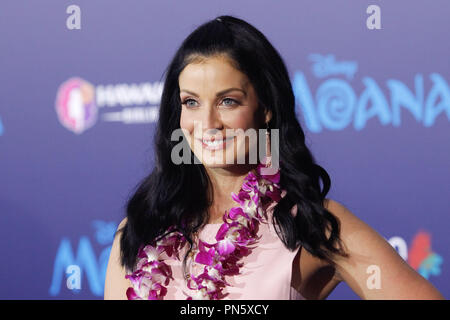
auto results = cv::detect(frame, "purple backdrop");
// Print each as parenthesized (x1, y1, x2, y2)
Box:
(0, 0, 448, 299)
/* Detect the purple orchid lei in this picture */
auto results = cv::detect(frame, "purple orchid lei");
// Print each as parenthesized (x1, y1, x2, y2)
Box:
(125, 159, 282, 300)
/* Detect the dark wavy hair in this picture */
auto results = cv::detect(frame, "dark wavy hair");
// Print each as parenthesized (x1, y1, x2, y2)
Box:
(117, 15, 348, 275)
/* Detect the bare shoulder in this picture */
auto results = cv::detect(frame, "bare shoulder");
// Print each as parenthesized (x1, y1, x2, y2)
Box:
(104, 217, 131, 300)
(320, 198, 445, 299)
(116, 217, 128, 233)
(301, 198, 348, 270)
(292, 199, 345, 299)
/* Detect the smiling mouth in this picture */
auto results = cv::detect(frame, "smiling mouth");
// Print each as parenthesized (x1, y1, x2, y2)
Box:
(197, 137, 234, 150)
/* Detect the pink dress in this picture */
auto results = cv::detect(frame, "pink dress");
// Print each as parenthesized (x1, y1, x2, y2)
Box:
(163, 191, 306, 300)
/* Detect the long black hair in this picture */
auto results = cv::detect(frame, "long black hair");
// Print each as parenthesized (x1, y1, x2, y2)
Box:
(118, 15, 348, 275)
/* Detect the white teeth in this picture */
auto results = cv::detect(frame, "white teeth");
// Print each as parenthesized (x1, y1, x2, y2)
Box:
(200, 137, 233, 148)
(203, 139, 223, 146)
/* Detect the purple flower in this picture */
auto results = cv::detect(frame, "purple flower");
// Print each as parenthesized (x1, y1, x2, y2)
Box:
(215, 223, 230, 241)
(257, 161, 280, 184)
(217, 239, 236, 255)
(125, 159, 282, 300)
(195, 241, 216, 266)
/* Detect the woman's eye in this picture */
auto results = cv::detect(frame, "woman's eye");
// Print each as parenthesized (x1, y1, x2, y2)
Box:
(222, 98, 238, 107)
(181, 97, 239, 108)
(182, 98, 198, 108)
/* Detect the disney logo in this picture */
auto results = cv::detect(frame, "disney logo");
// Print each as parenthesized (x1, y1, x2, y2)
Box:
(309, 54, 358, 80)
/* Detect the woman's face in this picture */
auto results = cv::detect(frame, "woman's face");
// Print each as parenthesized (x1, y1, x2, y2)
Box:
(178, 55, 268, 168)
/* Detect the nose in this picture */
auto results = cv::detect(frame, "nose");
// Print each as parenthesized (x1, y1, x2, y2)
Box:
(195, 106, 223, 137)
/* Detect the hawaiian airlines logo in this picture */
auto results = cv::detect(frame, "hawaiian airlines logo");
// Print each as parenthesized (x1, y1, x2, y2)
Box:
(55, 77, 162, 134)
(55, 78, 98, 134)
(389, 230, 443, 280)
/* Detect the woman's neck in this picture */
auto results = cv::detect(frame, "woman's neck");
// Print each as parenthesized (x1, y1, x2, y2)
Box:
(204, 164, 257, 224)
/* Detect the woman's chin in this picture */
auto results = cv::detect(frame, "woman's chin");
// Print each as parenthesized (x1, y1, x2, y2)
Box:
(197, 157, 235, 168)
(190, 141, 253, 167)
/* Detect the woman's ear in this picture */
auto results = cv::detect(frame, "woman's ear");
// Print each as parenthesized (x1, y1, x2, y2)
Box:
(265, 109, 272, 124)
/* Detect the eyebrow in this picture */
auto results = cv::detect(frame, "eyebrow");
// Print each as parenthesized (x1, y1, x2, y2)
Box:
(180, 88, 247, 97)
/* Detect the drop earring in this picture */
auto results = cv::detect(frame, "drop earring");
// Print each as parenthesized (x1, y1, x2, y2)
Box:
(265, 122, 272, 168)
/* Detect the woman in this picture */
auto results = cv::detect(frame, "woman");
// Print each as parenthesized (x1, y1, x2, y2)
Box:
(104, 15, 444, 300)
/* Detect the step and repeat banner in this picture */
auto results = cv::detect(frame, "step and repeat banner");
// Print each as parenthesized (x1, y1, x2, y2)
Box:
(0, 1, 448, 299)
